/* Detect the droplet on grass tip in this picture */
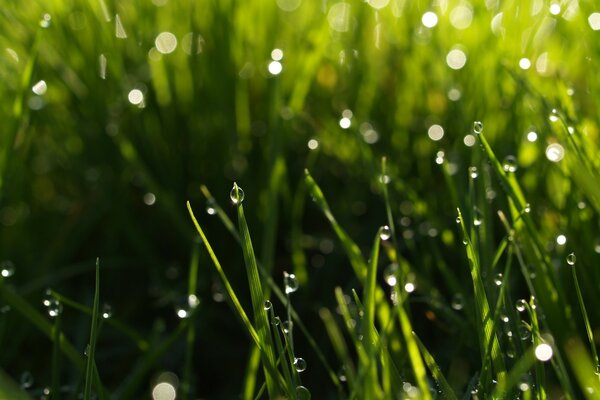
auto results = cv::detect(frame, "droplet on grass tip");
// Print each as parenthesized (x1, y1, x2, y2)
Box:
(230, 184, 245, 205)
(294, 357, 307, 372)
(47, 299, 63, 318)
(473, 121, 483, 134)
(549, 109, 559, 122)
(284, 272, 298, 294)
(205, 199, 217, 215)
(516, 299, 527, 313)
(0, 261, 15, 278)
(296, 385, 311, 400)
(451, 293, 464, 310)
(494, 273, 503, 286)
(473, 208, 483, 227)
(502, 155, 518, 172)
(263, 300, 272, 311)
(378, 174, 391, 184)
(102, 304, 113, 319)
(282, 320, 293, 334)
(535, 343, 553, 361)
(468, 166, 478, 179)
(384, 263, 399, 287)
(380, 225, 392, 240)
(566, 252, 576, 266)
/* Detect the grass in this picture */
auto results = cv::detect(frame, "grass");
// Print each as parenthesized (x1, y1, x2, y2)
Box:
(1, 0, 600, 398)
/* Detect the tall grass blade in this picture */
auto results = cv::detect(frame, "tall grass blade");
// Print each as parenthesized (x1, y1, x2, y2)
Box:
(413, 332, 458, 400)
(84, 258, 101, 400)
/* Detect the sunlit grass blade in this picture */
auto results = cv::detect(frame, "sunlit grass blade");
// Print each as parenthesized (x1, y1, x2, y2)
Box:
(232, 182, 281, 397)
(182, 242, 201, 399)
(319, 308, 356, 389)
(0, 369, 32, 400)
(413, 332, 458, 400)
(492, 347, 536, 398)
(570, 260, 599, 372)
(563, 338, 600, 400)
(51, 310, 62, 400)
(84, 258, 101, 400)
(456, 208, 506, 385)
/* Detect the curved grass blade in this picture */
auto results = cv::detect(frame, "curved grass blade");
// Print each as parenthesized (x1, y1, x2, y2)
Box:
(413, 332, 458, 400)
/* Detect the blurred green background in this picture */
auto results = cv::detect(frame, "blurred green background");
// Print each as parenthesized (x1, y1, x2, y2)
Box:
(1, 0, 600, 398)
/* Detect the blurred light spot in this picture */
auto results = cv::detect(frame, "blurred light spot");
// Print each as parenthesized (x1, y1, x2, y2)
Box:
(450, 5, 473, 29)
(519, 58, 531, 70)
(527, 131, 538, 142)
(328, 3, 351, 32)
(549, 3, 560, 15)
(463, 134, 476, 147)
(342, 109, 353, 119)
(545, 143, 564, 162)
(40, 13, 51, 28)
(339, 117, 351, 129)
(448, 87, 461, 101)
(152, 382, 176, 400)
(32, 80, 47, 95)
(115, 14, 127, 38)
(144, 193, 156, 205)
(556, 234, 567, 245)
(435, 150, 445, 165)
(5, 48, 19, 62)
(152, 0, 169, 5)
(566, 87, 574, 96)
(99, 54, 107, 79)
(271, 48, 283, 61)
(404, 282, 415, 293)
(268, 61, 282, 75)
(446, 48, 467, 70)
(182, 32, 204, 55)
(128, 89, 144, 105)
(28, 97, 46, 110)
(368, 0, 389, 10)
(155, 32, 177, 54)
(422, 11, 438, 28)
(427, 124, 444, 141)
(277, 0, 301, 12)
(535, 343, 553, 361)
(589, 13, 600, 30)
(188, 294, 200, 308)
(491, 12, 504, 36)
(536, 52, 548, 75)
(307, 139, 319, 150)
(360, 122, 379, 143)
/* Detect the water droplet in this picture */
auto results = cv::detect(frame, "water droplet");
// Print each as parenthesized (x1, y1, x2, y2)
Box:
(524, 203, 531, 213)
(230, 184, 245, 205)
(284, 272, 298, 294)
(549, 109, 559, 122)
(494, 273, 503, 286)
(456, 215, 461, 224)
(40, 13, 51, 28)
(473, 208, 483, 227)
(384, 263, 399, 287)
(516, 299, 527, 313)
(566, 252, 576, 266)
(451, 293, 464, 310)
(294, 357, 307, 372)
(556, 234, 567, 245)
(176, 308, 189, 319)
(0, 261, 15, 278)
(378, 174, 391, 184)
(102, 304, 112, 319)
(380, 225, 392, 240)
(518, 323, 531, 340)
(84, 344, 90, 356)
(205, 199, 217, 215)
(534, 343, 553, 361)
(282, 320, 293, 334)
(473, 121, 483, 134)
(545, 143, 565, 162)
(500, 314, 509, 323)
(20, 371, 33, 389)
(338, 366, 347, 382)
(502, 155, 518, 172)
(263, 300, 272, 311)
(32, 80, 47, 95)
(296, 385, 311, 400)
(468, 166, 478, 179)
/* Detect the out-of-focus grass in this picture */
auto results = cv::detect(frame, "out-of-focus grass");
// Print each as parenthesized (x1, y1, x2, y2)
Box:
(1, 0, 600, 398)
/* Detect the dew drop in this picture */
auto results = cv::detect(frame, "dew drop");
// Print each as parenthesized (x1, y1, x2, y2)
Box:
(451, 293, 464, 310)
(516, 299, 527, 313)
(294, 357, 307, 372)
(380, 225, 392, 241)
(384, 263, 399, 287)
(20, 371, 33, 389)
(282, 320, 293, 334)
(205, 199, 217, 215)
(378, 174, 391, 185)
(284, 272, 299, 294)
(534, 343, 553, 361)
(296, 385, 311, 400)
(518, 323, 531, 340)
(473, 208, 483, 227)
(494, 273, 503, 286)
(176, 308, 189, 319)
(263, 300, 272, 311)
(47, 299, 63, 318)
(40, 13, 52, 28)
(456, 216, 461, 224)
(468, 166, 479, 179)
(0, 261, 15, 278)
(32, 80, 48, 95)
(473, 121, 483, 134)
(524, 203, 531, 213)
(500, 314, 509, 323)
(502, 155, 518, 173)
(102, 304, 112, 319)
(566, 252, 576, 266)
(230, 184, 245, 205)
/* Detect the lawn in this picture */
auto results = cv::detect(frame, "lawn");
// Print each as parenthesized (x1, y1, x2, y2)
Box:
(1, 0, 600, 399)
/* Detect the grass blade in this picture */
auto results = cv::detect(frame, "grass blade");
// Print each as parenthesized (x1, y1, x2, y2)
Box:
(413, 332, 458, 400)
(84, 258, 101, 400)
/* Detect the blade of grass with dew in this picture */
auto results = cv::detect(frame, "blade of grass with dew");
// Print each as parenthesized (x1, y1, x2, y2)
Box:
(269, 309, 296, 397)
(0, 369, 32, 400)
(84, 258, 101, 400)
(492, 347, 536, 399)
(563, 338, 600, 400)
(183, 241, 201, 400)
(187, 201, 260, 345)
(413, 332, 458, 400)
(198, 186, 341, 390)
(570, 259, 599, 372)
(319, 308, 356, 390)
(457, 208, 506, 384)
(52, 309, 62, 400)
(233, 182, 281, 397)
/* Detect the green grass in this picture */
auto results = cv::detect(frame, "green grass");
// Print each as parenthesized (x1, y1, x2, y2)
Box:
(1, 0, 600, 398)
